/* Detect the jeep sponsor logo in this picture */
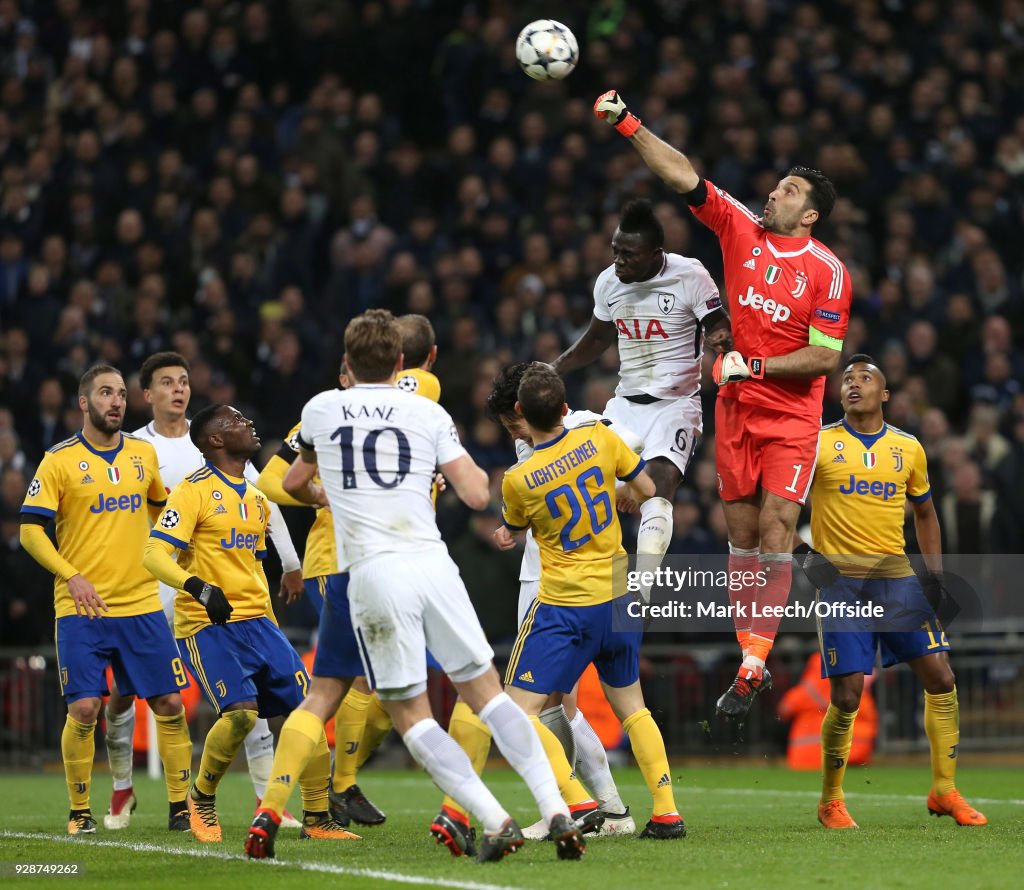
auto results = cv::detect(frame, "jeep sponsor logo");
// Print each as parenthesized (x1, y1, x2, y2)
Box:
(737, 285, 790, 323)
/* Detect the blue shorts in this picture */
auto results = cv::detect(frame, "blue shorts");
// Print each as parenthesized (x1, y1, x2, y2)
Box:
(505, 599, 641, 694)
(56, 611, 187, 704)
(819, 576, 950, 678)
(311, 573, 443, 679)
(304, 577, 326, 619)
(312, 573, 365, 679)
(178, 617, 309, 717)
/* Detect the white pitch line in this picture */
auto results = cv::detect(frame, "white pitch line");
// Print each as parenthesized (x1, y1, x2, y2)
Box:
(0, 832, 533, 890)
(611, 783, 1024, 806)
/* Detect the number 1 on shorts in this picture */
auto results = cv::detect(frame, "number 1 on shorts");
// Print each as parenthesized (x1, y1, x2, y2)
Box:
(784, 464, 803, 493)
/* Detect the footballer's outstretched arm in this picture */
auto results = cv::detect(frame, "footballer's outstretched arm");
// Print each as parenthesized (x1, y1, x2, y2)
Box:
(552, 316, 616, 376)
(439, 454, 489, 510)
(911, 497, 943, 575)
(282, 448, 328, 506)
(593, 91, 700, 193)
(762, 345, 842, 378)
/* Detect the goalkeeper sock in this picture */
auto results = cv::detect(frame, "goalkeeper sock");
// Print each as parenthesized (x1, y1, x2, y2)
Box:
(747, 554, 793, 663)
(622, 708, 677, 817)
(298, 727, 331, 814)
(195, 709, 257, 796)
(636, 497, 672, 601)
(153, 708, 193, 804)
(243, 716, 274, 799)
(479, 695, 570, 821)
(404, 717, 510, 834)
(441, 700, 492, 820)
(260, 709, 324, 818)
(104, 701, 135, 792)
(539, 704, 576, 766)
(333, 687, 373, 792)
(62, 715, 96, 811)
(820, 704, 858, 803)
(356, 693, 393, 768)
(728, 545, 759, 656)
(924, 687, 959, 795)
(571, 709, 626, 813)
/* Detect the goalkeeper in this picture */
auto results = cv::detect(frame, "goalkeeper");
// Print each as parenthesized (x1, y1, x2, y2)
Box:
(796, 355, 986, 830)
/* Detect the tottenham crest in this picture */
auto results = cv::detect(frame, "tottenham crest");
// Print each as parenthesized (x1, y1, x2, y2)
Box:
(656, 292, 675, 314)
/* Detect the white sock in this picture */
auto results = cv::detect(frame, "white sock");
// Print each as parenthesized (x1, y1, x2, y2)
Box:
(244, 717, 275, 800)
(480, 692, 569, 823)
(105, 703, 135, 792)
(539, 705, 575, 765)
(403, 718, 509, 834)
(636, 496, 673, 601)
(570, 710, 626, 813)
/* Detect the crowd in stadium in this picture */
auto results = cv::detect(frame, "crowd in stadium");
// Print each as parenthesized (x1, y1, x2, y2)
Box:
(2, 0, 1024, 646)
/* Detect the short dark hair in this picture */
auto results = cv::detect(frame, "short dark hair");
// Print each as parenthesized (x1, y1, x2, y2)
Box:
(140, 351, 190, 390)
(78, 364, 122, 398)
(517, 365, 565, 431)
(486, 362, 533, 420)
(396, 314, 435, 368)
(189, 402, 225, 452)
(786, 166, 837, 226)
(844, 353, 887, 385)
(618, 198, 664, 248)
(344, 309, 401, 382)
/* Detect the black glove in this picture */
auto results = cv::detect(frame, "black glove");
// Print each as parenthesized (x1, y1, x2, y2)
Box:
(922, 572, 960, 629)
(184, 576, 233, 626)
(793, 543, 840, 589)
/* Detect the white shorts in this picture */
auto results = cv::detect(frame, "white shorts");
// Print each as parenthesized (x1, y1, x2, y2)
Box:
(518, 580, 539, 627)
(348, 549, 495, 695)
(158, 581, 176, 629)
(603, 392, 702, 476)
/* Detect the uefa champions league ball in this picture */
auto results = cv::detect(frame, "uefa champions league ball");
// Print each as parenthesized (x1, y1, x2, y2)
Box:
(515, 20, 579, 81)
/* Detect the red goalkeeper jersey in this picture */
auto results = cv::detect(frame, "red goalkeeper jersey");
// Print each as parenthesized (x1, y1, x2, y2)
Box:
(690, 180, 852, 418)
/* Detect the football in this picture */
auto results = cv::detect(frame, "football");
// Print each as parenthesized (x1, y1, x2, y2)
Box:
(515, 19, 579, 81)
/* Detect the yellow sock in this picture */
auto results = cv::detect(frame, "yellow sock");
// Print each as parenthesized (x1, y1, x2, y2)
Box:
(195, 709, 257, 796)
(356, 693, 393, 768)
(333, 688, 373, 792)
(820, 704, 858, 803)
(299, 728, 331, 815)
(62, 715, 95, 811)
(925, 687, 959, 795)
(153, 708, 193, 803)
(622, 708, 677, 816)
(440, 701, 493, 820)
(261, 709, 325, 817)
(530, 715, 593, 807)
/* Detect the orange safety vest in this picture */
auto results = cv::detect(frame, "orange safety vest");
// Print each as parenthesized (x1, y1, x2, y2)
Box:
(776, 653, 877, 770)
(576, 663, 624, 749)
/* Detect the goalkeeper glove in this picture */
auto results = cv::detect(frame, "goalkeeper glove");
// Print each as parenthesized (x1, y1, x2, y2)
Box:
(712, 351, 765, 385)
(922, 571, 960, 628)
(793, 543, 840, 590)
(184, 576, 233, 626)
(593, 90, 642, 137)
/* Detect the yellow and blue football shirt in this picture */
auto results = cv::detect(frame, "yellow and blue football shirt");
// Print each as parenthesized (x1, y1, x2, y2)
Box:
(21, 432, 167, 617)
(259, 422, 337, 580)
(502, 422, 644, 607)
(395, 367, 441, 403)
(149, 463, 271, 637)
(810, 420, 931, 578)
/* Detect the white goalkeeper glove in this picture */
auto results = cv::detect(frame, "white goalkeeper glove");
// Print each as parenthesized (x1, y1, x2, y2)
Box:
(593, 90, 642, 137)
(712, 351, 765, 385)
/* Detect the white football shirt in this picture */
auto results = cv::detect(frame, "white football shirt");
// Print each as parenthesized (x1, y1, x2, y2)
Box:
(593, 252, 721, 399)
(298, 384, 466, 569)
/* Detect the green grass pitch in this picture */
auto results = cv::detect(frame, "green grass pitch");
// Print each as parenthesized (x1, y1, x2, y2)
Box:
(4, 765, 1022, 889)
